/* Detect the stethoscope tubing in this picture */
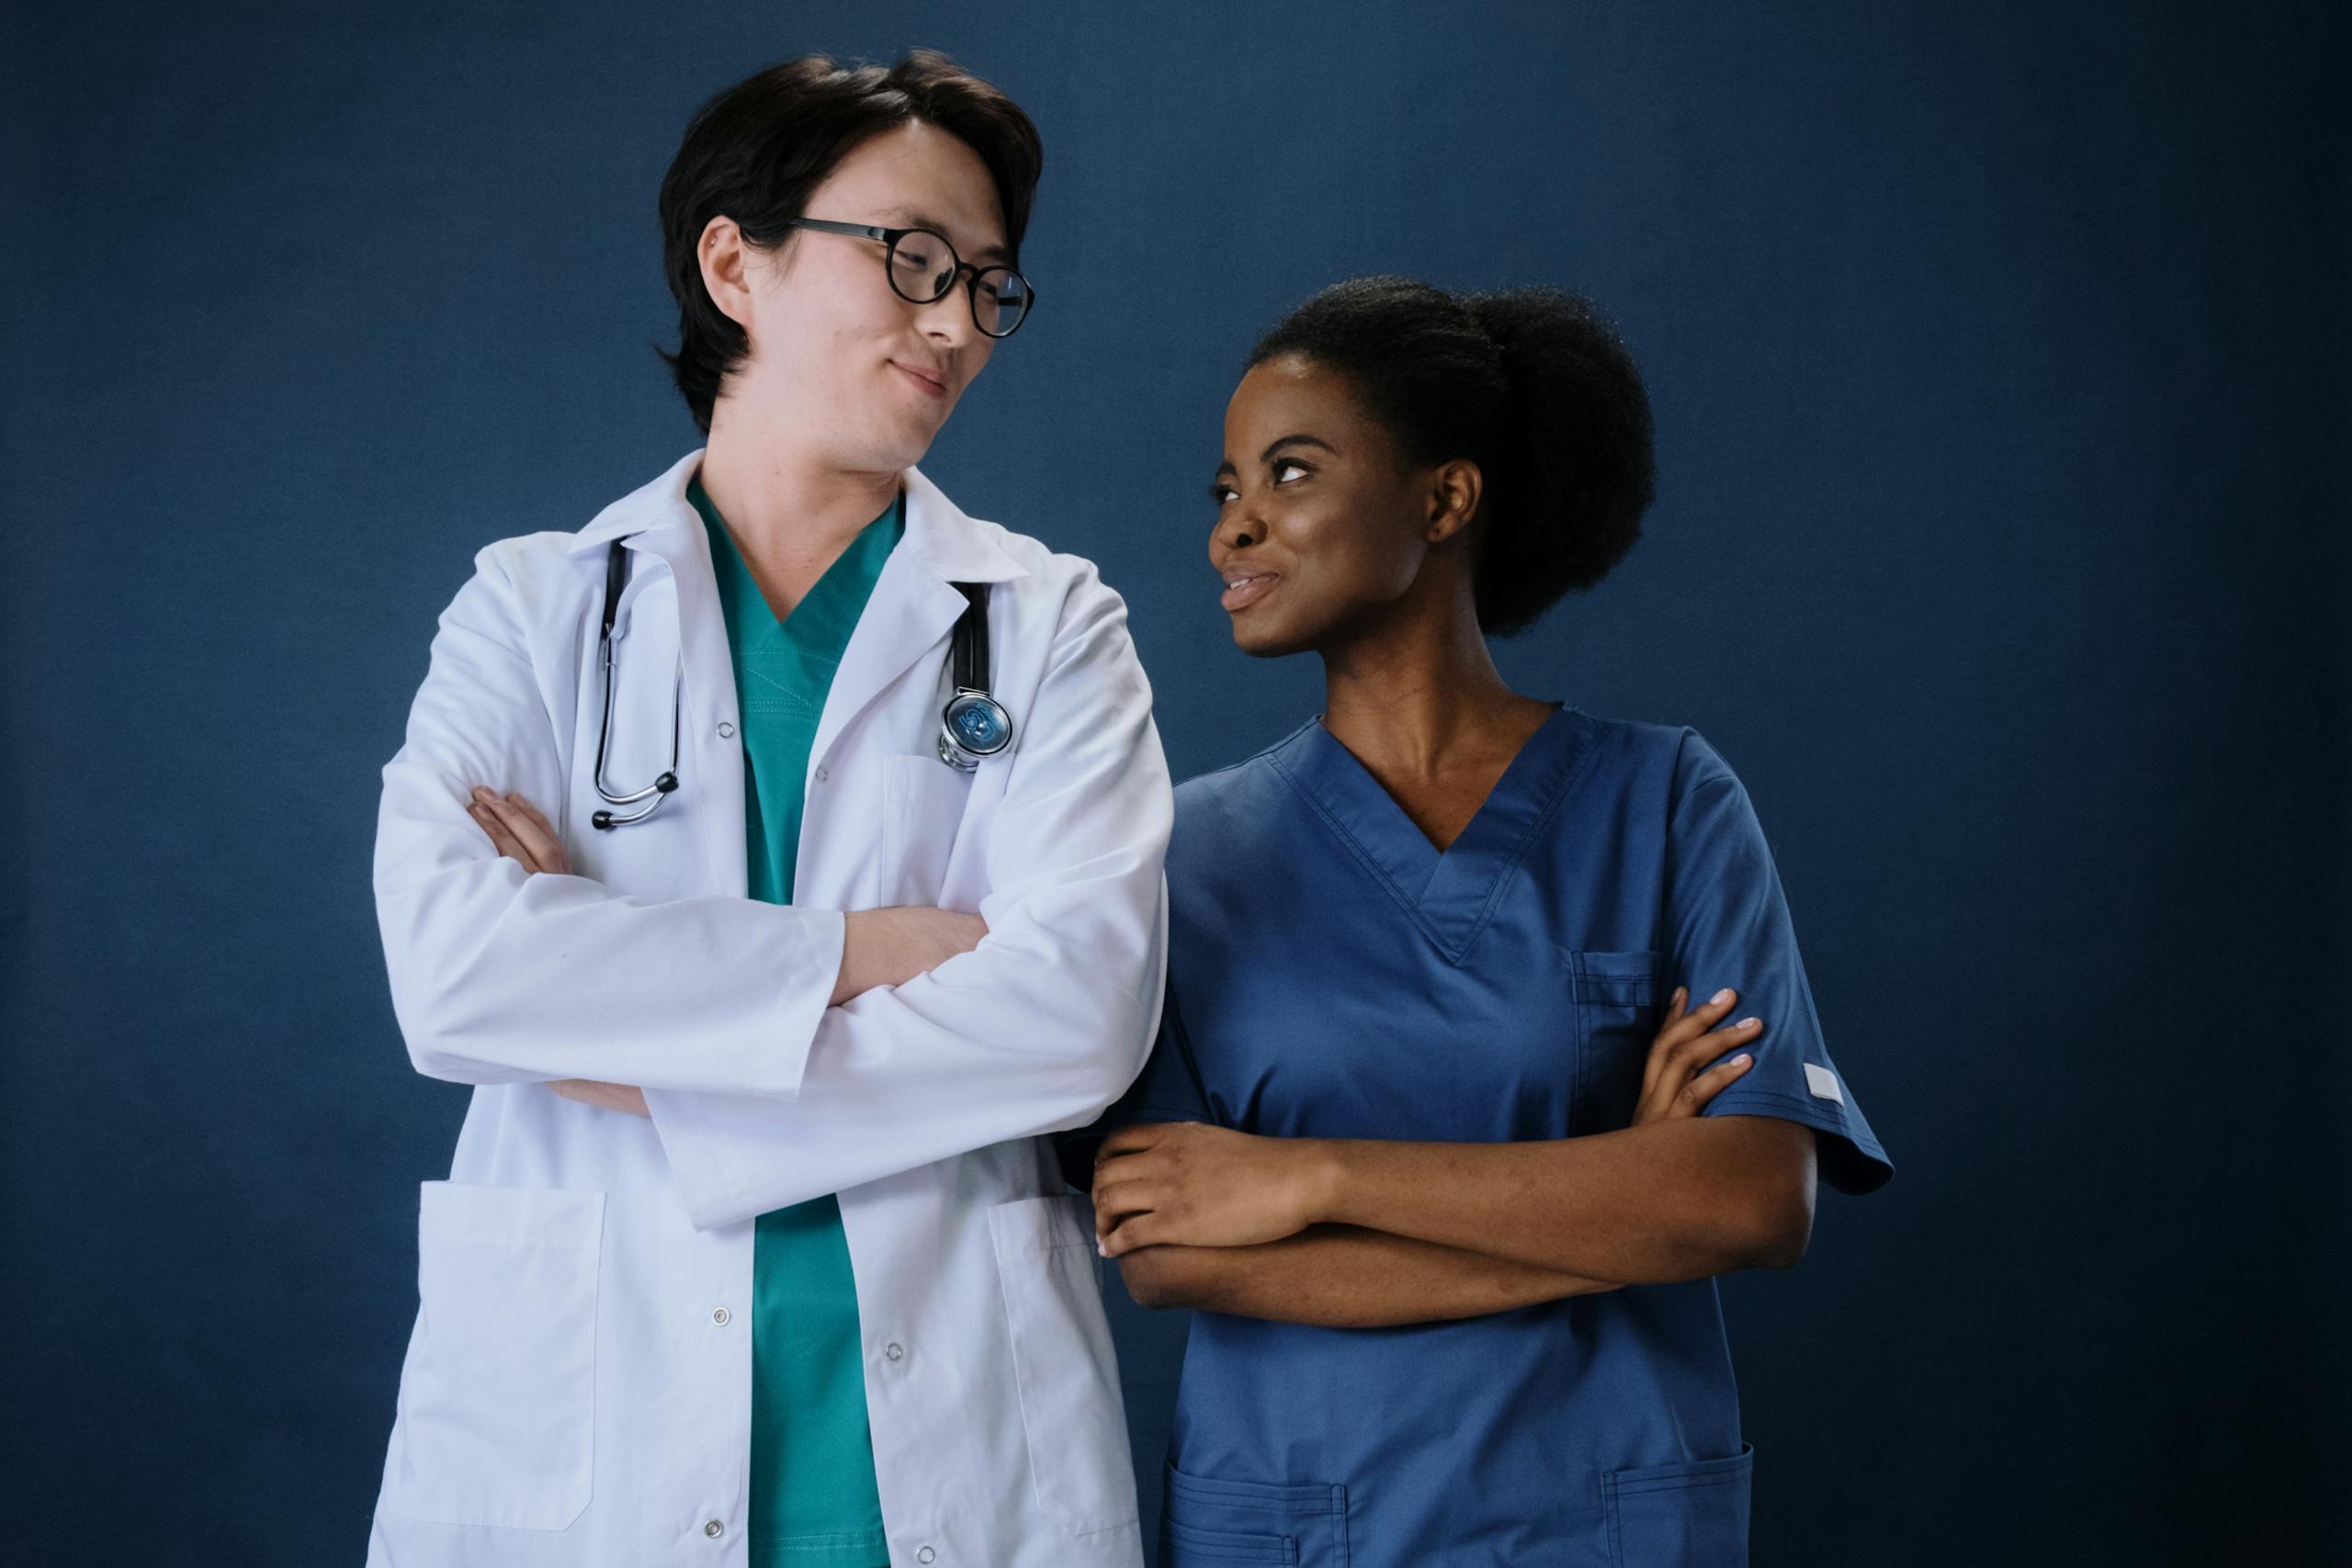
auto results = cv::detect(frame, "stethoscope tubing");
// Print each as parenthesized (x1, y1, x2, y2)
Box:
(587, 536, 1012, 828)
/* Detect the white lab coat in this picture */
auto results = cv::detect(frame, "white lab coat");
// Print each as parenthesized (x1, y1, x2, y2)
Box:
(365, 450, 1169, 1567)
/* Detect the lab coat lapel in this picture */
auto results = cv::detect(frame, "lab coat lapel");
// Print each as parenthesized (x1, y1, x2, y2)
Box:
(581, 456, 749, 897)
(808, 466, 1023, 779)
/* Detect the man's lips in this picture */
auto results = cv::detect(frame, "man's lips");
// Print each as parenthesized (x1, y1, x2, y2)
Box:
(892, 361, 948, 397)
(1220, 570, 1279, 611)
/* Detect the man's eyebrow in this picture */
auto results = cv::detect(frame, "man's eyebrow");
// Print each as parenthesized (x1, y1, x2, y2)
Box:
(878, 207, 1012, 265)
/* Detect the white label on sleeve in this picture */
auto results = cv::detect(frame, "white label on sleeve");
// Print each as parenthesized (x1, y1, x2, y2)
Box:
(1804, 1063, 1845, 1104)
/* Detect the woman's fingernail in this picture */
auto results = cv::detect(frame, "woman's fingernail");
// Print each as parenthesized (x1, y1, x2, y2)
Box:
(471, 785, 492, 801)
(1095, 1239, 1108, 1258)
(1712, 988, 1735, 1005)
(1740, 1017, 1760, 1029)
(1734, 1054, 1752, 1066)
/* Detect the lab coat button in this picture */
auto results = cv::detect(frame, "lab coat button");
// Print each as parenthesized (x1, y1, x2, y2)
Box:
(704, 1518, 725, 1539)
(915, 1549, 935, 1564)
(717, 721, 736, 739)
(884, 1341, 904, 1360)
(815, 765, 830, 783)
(710, 1306, 730, 1325)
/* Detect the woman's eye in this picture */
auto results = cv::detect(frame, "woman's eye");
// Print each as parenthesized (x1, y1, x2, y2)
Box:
(1207, 482, 1236, 505)
(1273, 459, 1308, 483)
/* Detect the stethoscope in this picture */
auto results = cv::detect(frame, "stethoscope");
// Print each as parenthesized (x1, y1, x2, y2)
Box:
(589, 537, 1013, 830)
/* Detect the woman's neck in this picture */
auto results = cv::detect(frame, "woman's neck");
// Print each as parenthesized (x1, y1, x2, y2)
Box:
(1319, 592, 1552, 784)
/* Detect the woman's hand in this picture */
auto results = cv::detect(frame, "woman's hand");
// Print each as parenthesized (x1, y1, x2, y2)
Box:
(1634, 986, 1759, 1127)
(463, 785, 647, 1116)
(1092, 1121, 1328, 1258)
(1091, 985, 1764, 1258)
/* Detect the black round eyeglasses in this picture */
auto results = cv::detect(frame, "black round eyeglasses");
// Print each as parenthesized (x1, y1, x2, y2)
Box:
(783, 218, 1035, 339)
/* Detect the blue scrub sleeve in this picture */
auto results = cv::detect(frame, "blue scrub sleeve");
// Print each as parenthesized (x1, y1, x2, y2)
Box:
(1664, 730, 1893, 1195)
(1053, 984, 1217, 1194)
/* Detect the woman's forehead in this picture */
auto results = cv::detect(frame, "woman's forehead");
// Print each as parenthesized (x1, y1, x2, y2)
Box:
(1228, 357, 1363, 434)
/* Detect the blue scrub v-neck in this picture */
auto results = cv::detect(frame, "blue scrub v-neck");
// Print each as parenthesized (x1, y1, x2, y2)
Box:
(1267, 708, 1597, 960)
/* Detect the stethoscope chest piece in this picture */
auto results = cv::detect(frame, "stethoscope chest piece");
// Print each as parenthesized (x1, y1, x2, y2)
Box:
(938, 690, 1013, 771)
(935, 581, 1013, 773)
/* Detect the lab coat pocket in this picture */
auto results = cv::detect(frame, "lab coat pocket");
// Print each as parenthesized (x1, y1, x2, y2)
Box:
(880, 752, 973, 907)
(1160, 1462, 1350, 1567)
(987, 1193, 1140, 1537)
(1603, 1442, 1754, 1567)
(389, 1181, 605, 1529)
(1565, 948, 1664, 1136)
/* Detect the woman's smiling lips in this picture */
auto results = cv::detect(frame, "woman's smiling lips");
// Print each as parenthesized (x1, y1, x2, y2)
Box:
(1220, 570, 1280, 611)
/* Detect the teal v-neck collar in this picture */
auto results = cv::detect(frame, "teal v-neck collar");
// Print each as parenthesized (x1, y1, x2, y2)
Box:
(688, 476, 902, 663)
(1265, 705, 1600, 963)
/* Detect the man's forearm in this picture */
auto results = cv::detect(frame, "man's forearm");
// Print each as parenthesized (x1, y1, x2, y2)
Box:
(1115, 1224, 1618, 1327)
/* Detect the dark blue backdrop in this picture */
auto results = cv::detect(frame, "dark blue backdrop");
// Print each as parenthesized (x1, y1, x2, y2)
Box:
(5, 2, 2344, 1562)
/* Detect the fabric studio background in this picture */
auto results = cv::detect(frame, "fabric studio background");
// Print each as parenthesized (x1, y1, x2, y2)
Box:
(4, 1, 2343, 1561)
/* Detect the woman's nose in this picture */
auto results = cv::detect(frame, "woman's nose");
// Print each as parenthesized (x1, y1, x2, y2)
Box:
(1213, 510, 1261, 553)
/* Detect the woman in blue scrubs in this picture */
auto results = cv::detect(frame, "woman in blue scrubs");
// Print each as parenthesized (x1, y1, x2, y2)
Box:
(1071, 277, 1892, 1567)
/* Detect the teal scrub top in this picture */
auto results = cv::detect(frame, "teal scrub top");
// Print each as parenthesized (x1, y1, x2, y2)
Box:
(692, 475, 902, 1568)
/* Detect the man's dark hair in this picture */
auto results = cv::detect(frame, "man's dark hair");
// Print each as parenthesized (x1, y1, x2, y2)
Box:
(656, 51, 1043, 432)
(1249, 276, 1657, 637)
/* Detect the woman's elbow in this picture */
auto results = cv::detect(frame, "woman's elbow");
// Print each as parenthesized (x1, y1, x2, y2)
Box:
(1114, 1247, 1194, 1311)
(1750, 1194, 1815, 1270)
(1743, 1158, 1819, 1270)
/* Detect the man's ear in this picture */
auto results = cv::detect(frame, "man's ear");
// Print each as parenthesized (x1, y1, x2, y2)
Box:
(697, 215, 757, 330)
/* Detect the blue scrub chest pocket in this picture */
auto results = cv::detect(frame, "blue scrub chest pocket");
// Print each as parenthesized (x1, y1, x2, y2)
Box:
(1565, 948, 1665, 1137)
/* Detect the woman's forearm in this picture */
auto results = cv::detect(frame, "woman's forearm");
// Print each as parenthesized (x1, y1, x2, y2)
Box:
(1303, 1115, 1817, 1284)
(1114, 1224, 1619, 1327)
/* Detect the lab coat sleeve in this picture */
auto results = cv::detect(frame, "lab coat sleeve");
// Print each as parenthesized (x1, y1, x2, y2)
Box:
(643, 566, 1173, 1230)
(1661, 728, 1893, 1195)
(1051, 984, 1217, 1194)
(373, 542, 844, 1093)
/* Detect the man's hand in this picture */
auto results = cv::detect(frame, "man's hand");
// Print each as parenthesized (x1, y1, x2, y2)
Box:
(467, 786, 570, 874)
(831, 907, 989, 1005)
(549, 1078, 650, 1117)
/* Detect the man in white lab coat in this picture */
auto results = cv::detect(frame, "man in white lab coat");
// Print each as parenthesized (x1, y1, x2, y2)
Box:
(367, 51, 1169, 1568)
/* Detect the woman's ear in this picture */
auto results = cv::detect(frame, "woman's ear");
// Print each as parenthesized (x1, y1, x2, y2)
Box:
(1425, 459, 1484, 546)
